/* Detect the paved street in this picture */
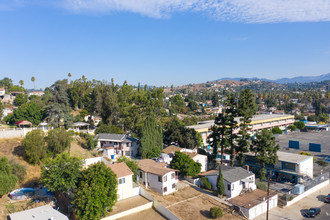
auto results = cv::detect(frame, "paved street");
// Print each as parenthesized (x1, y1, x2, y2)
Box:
(256, 183, 330, 220)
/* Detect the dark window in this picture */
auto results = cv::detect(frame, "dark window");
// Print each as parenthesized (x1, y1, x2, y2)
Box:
(119, 178, 125, 184)
(158, 176, 162, 182)
(227, 184, 230, 191)
(140, 172, 142, 178)
(164, 187, 167, 193)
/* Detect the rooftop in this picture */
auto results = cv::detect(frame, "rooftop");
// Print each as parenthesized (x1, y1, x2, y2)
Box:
(107, 162, 134, 178)
(277, 151, 312, 164)
(228, 189, 277, 209)
(96, 133, 138, 142)
(187, 114, 294, 130)
(162, 145, 182, 154)
(9, 205, 68, 220)
(138, 159, 176, 176)
(199, 165, 253, 183)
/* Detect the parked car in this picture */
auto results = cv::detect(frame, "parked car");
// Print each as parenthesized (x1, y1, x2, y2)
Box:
(302, 208, 321, 218)
(325, 194, 330, 203)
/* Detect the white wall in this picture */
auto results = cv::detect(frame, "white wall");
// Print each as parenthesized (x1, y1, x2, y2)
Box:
(118, 175, 133, 200)
(138, 170, 178, 195)
(247, 194, 278, 219)
(297, 157, 313, 178)
(193, 154, 208, 172)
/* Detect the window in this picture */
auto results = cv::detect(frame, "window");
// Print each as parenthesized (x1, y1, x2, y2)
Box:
(119, 178, 125, 184)
(163, 175, 167, 182)
(171, 173, 175, 179)
(158, 176, 162, 182)
(140, 172, 143, 178)
(172, 183, 176, 189)
(164, 187, 167, 193)
(227, 184, 230, 191)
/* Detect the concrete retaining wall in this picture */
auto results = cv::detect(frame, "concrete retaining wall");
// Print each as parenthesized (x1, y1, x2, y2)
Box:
(101, 202, 153, 220)
(286, 179, 329, 207)
(0, 129, 25, 139)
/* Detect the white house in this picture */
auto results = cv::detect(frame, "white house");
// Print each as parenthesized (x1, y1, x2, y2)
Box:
(137, 159, 178, 195)
(0, 87, 5, 97)
(228, 189, 278, 219)
(84, 158, 137, 201)
(162, 146, 208, 172)
(199, 165, 256, 198)
(96, 133, 139, 159)
(244, 151, 313, 183)
(107, 162, 134, 200)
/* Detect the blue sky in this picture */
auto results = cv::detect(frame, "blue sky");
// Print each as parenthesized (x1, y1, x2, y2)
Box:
(1, 0, 330, 89)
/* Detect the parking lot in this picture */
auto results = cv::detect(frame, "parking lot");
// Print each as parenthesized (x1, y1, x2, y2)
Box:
(276, 130, 330, 175)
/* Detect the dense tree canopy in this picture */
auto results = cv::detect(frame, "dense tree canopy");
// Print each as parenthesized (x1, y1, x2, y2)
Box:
(41, 153, 83, 192)
(73, 162, 118, 220)
(140, 117, 163, 158)
(170, 151, 201, 177)
(22, 130, 47, 164)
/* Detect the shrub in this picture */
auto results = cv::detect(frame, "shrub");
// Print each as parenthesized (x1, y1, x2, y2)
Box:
(10, 163, 26, 182)
(201, 177, 212, 190)
(256, 181, 268, 191)
(300, 152, 316, 163)
(289, 196, 293, 201)
(316, 160, 328, 167)
(210, 207, 223, 218)
(272, 127, 282, 135)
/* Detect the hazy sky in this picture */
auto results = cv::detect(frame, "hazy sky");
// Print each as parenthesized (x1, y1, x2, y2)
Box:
(1, 0, 330, 89)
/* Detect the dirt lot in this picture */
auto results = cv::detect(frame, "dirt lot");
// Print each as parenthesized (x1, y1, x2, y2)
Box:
(145, 185, 241, 220)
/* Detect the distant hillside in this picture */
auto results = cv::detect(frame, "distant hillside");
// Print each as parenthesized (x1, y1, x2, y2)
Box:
(217, 73, 330, 84)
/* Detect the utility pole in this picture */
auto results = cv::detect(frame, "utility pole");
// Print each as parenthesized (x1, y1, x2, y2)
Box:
(266, 172, 270, 220)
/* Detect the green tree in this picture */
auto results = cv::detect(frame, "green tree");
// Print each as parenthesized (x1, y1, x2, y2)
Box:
(170, 151, 201, 177)
(216, 166, 225, 197)
(0, 102, 4, 120)
(288, 125, 297, 131)
(19, 80, 24, 87)
(271, 126, 282, 135)
(79, 133, 98, 150)
(237, 89, 257, 166)
(0, 77, 13, 90)
(294, 121, 305, 130)
(188, 101, 198, 111)
(11, 103, 44, 125)
(117, 156, 139, 183)
(31, 76, 36, 90)
(211, 92, 219, 107)
(0, 157, 18, 197)
(147, 147, 162, 159)
(46, 128, 72, 156)
(73, 162, 118, 220)
(14, 93, 28, 106)
(225, 94, 239, 167)
(95, 124, 124, 135)
(22, 130, 47, 164)
(41, 153, 83, 193)
(140, 117, 163, 158)
(250, 129, 280, 180)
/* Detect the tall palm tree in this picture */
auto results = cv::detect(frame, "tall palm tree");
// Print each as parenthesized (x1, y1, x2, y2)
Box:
(31, 76, 35, 90)
(19, 80, 24, 87)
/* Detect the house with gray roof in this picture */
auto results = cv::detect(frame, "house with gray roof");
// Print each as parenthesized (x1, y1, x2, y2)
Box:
(9, 205, 68, 220)
(199, 165, 256, 198)
(95, 133, 139, 159)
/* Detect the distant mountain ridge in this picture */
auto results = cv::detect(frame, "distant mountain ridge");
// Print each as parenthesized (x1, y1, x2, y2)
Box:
(217, 73, 330, 84)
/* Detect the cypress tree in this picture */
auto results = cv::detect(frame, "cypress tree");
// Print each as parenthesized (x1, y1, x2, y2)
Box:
(216, 166, 225, 197)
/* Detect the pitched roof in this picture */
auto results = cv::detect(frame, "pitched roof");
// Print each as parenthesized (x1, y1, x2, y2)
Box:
(199, 165, 253, 183)
(95, 133, 138, 142)
(9, 205, 68, 220)
(107, 162, 134, 178)
(138, 159, 177, 176)
(228, 189, 277, 209)
(162, 145, 182, 154)
(184, 152, 198, 159)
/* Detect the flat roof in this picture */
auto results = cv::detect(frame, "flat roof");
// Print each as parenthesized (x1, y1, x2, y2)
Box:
(228, 189, 277, 209)
(187, 114, 294, 131)
(9, 205, 68, 220)
(245, 151, 312, 164)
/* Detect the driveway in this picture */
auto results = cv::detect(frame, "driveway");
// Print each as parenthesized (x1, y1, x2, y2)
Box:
(256, 183, 330, 220)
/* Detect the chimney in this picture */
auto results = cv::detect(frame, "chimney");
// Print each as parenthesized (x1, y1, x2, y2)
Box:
(244, 165, 249, 171)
